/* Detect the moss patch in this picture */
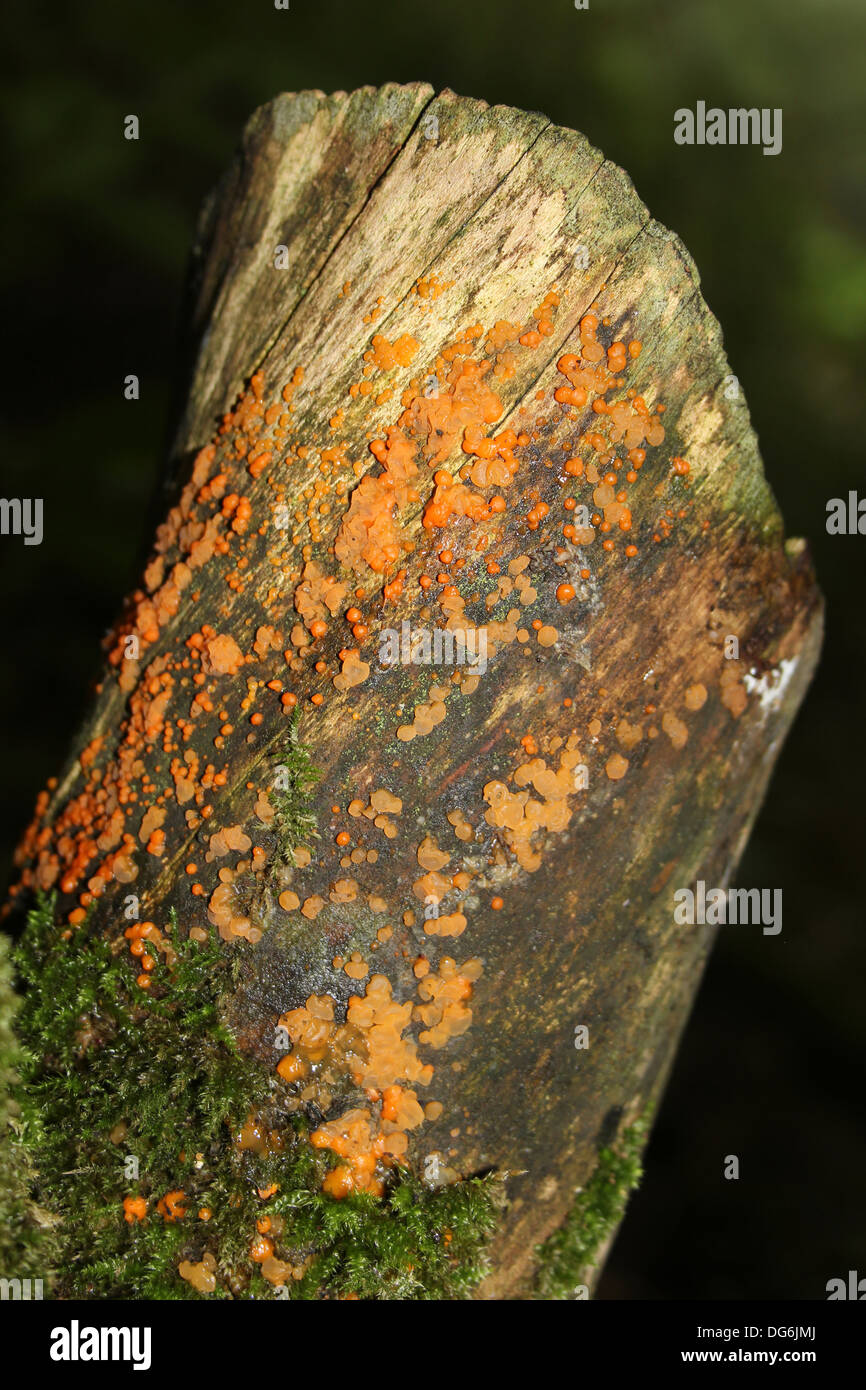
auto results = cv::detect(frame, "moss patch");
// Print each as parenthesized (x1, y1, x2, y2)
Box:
(0, 927, 55, 1282)
(269, 706, 321, 869)
(533, 1117, 647, 1300)
(12, 893, 502, 1299)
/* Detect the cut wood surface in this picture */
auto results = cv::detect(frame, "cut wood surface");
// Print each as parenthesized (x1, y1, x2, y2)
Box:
(8, 84, 822, 1299)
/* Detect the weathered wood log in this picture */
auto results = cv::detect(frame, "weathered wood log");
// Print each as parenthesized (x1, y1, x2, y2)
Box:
(6, 84, 822, 1300)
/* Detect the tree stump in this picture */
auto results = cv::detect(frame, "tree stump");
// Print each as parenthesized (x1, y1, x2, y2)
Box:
(6, 84, 822, 1300)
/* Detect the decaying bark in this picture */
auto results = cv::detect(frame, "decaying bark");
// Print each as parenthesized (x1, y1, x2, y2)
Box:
(8, 84, 822, 1298)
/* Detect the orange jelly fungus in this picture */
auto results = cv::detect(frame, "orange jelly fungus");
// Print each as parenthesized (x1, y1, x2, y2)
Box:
(123, 1196, 147, 1224)
(157, 1190, 187, 1222)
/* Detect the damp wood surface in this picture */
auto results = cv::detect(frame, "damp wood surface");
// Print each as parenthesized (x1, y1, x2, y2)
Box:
(8, 84, 822, 1299)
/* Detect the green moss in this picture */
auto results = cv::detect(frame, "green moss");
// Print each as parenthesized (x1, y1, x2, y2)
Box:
(533, 1116, 647, 1300)
(11, 892, 502, 1299)
(269, 706, 321, 869)
(270, 1170, 502, 1300)
(0, 926, 55, 1281)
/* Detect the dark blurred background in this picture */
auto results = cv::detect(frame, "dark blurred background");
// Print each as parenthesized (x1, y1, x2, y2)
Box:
(1, 0, 863, 1299)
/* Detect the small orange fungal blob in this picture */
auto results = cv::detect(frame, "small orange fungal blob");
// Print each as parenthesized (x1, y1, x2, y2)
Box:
(123, 1196, 147, 1224)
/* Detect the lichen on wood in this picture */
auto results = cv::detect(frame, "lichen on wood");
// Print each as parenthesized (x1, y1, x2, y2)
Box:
(3, 84, 822, 1298)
